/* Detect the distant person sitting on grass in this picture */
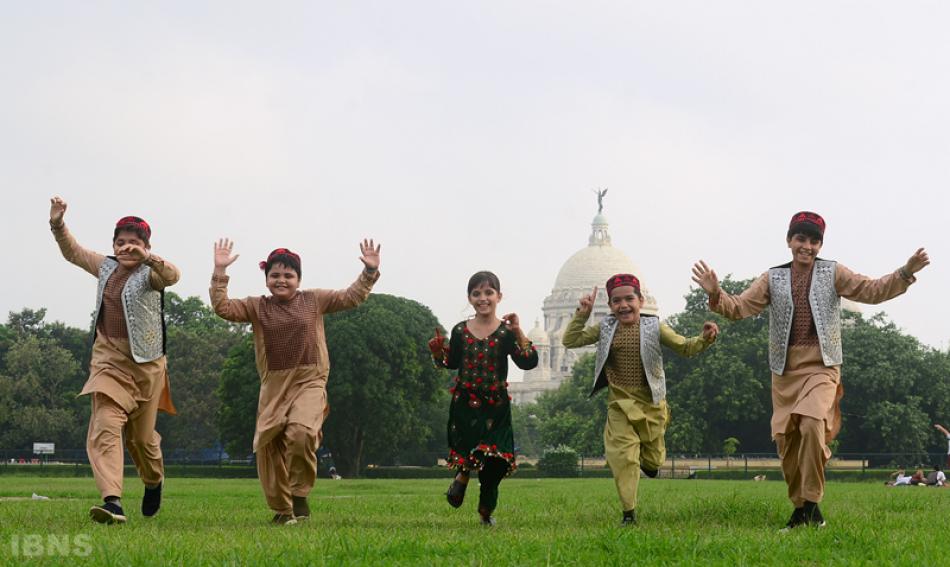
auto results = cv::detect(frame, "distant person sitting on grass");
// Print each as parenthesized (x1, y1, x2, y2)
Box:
(561, 274, 718, 526)
(885, 467, 912, 486)
(924, 465, 946, 487)
(49, 197, 179, 525)
(910, 467, 927, 486)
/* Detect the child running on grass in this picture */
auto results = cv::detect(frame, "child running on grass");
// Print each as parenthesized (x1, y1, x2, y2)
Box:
(562, 274, 718, 526)
(49, 197, 179, 525)
(210, 238, 380, 525)
(692, 211, 929, 530)
(428, 271, 538, 526)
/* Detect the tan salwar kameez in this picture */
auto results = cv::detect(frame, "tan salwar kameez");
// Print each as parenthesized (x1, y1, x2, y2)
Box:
(712, 263, 913, 505)
(210, 269, 378, 515)
(52, 224, 178, 499)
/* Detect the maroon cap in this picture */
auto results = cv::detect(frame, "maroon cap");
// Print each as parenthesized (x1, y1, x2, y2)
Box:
(788, 211, 825, 236)
(606, 273, 640, 295)
(115, 216, 151, 239)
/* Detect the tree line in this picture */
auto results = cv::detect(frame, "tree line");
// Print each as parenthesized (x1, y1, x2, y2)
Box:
(1, 278, 948, 475)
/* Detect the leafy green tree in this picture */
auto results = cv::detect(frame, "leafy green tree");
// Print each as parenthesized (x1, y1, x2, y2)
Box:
(217, 335, 260, 457)
(322, 294, 448, 475)
(533, 354, 605, 456)
(157, 292, 247, 453)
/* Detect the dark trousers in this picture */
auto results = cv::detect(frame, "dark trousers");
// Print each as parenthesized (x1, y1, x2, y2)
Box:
(477, 457, 509, 511)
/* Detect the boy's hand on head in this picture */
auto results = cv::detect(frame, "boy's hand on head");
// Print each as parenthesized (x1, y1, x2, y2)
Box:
(359, 238, 381, 271)
(702, 321, 719, 342)
(214, 238, 240, 269)
(905, 248, 930, 275)
(49, 196, 67, 224)
(578, 286, 597, 314)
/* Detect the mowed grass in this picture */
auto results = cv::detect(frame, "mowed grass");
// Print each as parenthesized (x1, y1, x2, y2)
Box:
(0, 475, 947, 565)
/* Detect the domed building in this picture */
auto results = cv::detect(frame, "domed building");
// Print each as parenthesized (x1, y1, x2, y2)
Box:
(510, 204, 658, 404)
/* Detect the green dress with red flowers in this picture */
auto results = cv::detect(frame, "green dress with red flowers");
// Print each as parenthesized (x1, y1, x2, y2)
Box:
(436, 321, 538, 474)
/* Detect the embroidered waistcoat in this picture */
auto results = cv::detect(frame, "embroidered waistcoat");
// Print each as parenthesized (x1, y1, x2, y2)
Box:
(93, 258, 166, 363)
(767, 259, 841, 375)
(589, 314, 666, 403)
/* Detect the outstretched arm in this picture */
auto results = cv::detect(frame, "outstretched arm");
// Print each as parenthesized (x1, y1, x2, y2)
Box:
(209, 238, 254, 323)
(935, 424, 950, 437)
(49, 196, 104, 277)
(693, 261, 770, 320)
(660, 321, 718, 357)
(502, 312, 538, 370)
(317, 239, 381, 313)
(836, 249, 929, 304)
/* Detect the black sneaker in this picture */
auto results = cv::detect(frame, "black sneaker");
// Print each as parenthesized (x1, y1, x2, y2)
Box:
(778, 507, 805, 533)
(292, 496, 310, 520)
(90, 501, 127, 524)
(640, 466, 659, 478)
(803, 501, 826, 527)
(271, 513, 297, 526)
(621, 510, 638, 526)
(142, 482, 162, 517)
(445, 477, 469, 508)
(478, 506, 496, 527)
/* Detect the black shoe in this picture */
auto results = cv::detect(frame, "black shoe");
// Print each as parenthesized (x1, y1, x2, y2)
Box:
(445, 477, 468, 508)
(142, 482, 162, 517)
(478, 506, 496, 527)
(271, 513, 297, 526)
(90, 501, 127, 524)
(292, 496, 310, 520)
(778, 507, 805, 533)
(803, 501, 826, 527)
(640, 466, 659, 478)
(621, 510, 638, 526)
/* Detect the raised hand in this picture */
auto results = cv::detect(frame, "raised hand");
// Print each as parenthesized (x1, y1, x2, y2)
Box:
(691, 261, 721, 296)
(214, 238, 240, 270)
(359, 239, 381, 271)
(428, 327, 447, 358)
(578, 286, 597, 314)
(502, 313, 522, 333)
(49, 196, 67, 225)
(702, 321, 720, 342)
(904, 248, 930, 275)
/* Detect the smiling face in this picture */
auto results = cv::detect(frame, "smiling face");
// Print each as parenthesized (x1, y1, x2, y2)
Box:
(468, 281, 501, 317)
(787, 232, 823, 269)
(112, 229, 150, 269)
(266, 262, 300, 301)
(608, 286, 643, 324)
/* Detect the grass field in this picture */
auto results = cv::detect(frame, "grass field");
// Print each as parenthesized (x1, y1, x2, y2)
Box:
(1, 476, 947, 565)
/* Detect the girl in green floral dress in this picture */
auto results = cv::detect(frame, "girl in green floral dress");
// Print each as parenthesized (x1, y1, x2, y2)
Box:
(429, 271, 538, 525)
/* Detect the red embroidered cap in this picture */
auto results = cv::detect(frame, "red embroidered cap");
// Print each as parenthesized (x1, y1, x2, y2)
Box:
(788, 211, 826, 237)
(115, 216, 151, 239)
(606, 273, 640, 295)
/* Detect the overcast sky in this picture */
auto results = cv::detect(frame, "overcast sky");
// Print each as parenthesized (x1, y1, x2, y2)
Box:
(2, 2, 948, 361)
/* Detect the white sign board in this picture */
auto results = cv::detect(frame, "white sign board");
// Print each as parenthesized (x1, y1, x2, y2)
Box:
(33, 443, 55, 455)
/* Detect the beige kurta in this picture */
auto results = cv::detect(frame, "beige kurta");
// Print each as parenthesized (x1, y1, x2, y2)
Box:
(52, 223, 179, 414)
(711, 263, 913, 440)
(209, 270, 379, 452)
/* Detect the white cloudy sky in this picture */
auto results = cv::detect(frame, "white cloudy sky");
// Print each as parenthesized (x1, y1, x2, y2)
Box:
(2, 2, 948, 358)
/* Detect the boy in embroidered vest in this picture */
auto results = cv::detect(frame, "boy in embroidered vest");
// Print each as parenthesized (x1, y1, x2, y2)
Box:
(210, 238, 379, 525)
(562, 274, 718, 526)
(49, 197, 179, 525)
(692, 211, 930, 530)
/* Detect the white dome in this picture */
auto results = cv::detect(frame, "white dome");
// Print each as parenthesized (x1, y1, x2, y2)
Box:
(554, 246, 642, 291)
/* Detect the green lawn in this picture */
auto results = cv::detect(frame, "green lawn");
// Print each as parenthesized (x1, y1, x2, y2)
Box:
(0, 476, 946, 565)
